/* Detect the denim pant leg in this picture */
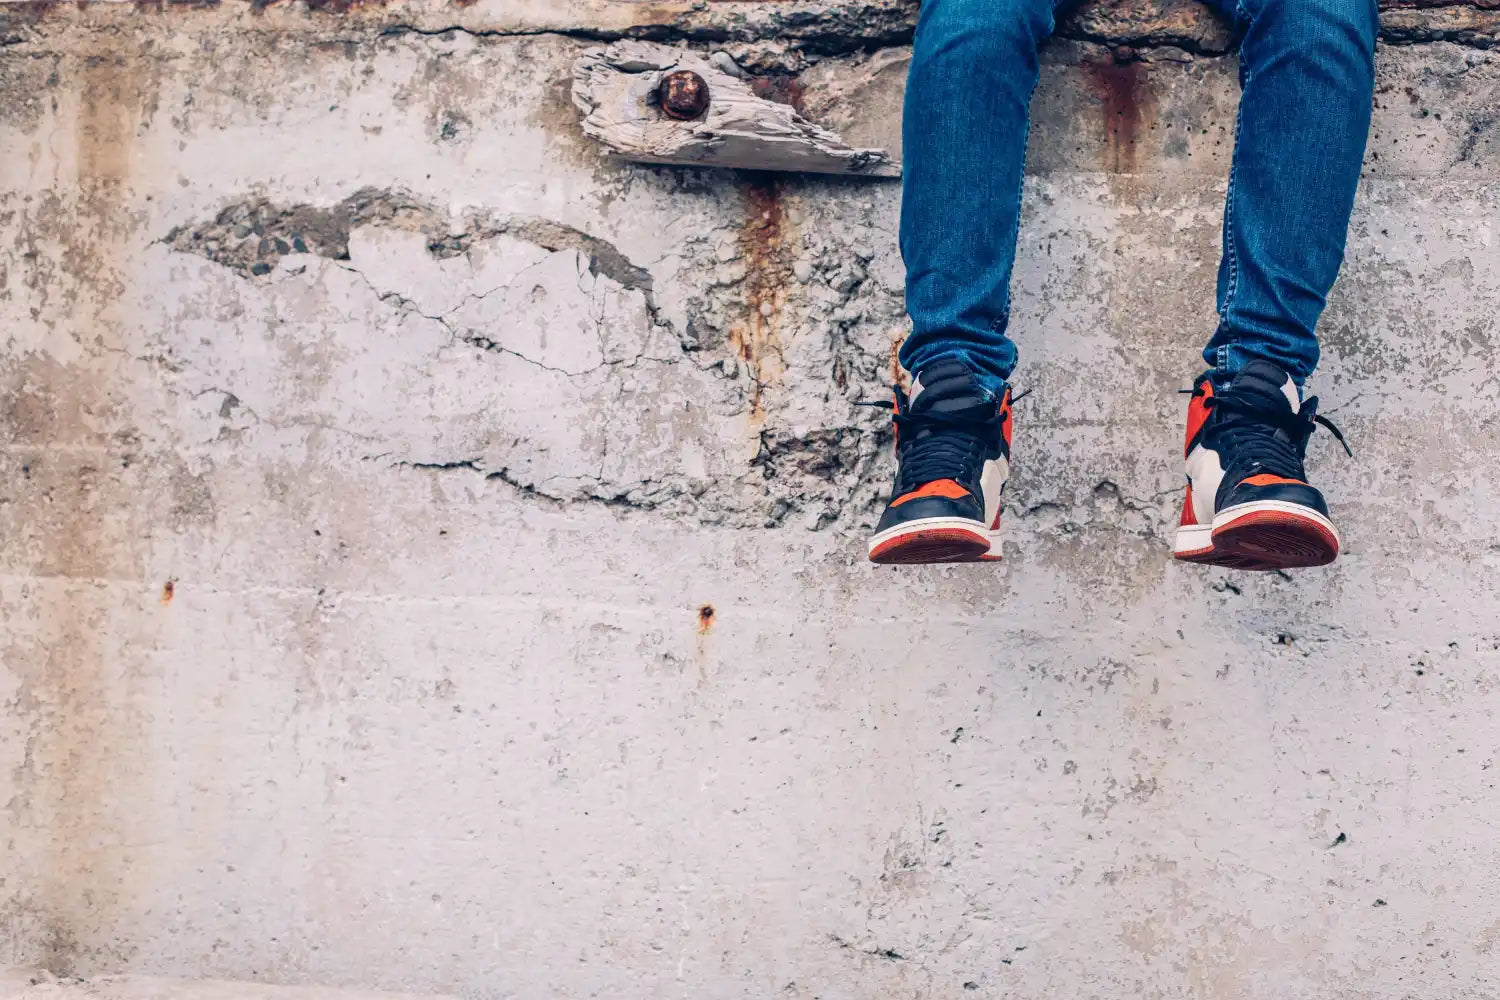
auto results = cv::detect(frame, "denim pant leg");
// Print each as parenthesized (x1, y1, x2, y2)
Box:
(898, 0, 1058, 397)
(1202, 0, 1379, 385)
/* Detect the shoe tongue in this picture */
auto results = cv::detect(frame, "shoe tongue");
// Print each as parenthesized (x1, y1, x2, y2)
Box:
(909, 361, 994, 419)
(1224, 360, 1300, 415)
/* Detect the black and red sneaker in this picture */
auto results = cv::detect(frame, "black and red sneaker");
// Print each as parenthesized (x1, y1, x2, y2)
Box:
(1174, 359, 1350, 570)
(867, 360, 1013, 564)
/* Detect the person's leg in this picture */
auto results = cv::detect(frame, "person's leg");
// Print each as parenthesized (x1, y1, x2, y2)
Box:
(869, 0, 1055, 564)
(1175, 0, 1376, 570)
(898, 0, 1058, 398)
(1201, 0, 1379, 386)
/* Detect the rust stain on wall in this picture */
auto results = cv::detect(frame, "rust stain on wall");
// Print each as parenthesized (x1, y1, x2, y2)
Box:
(1082, 53, 1153, 174)
(5, 496, 122, 973)
(732, 174, 793, 422)
(77, 55, 138, 185)
(749, 73, 808, 114)
(889, 333, 907, 388)
(2, 50, 162, 969)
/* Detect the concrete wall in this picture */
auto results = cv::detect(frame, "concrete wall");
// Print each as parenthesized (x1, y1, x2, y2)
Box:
(2, 2, 1500, 997)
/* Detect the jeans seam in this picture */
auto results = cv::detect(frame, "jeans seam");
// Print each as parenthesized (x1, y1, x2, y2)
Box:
(1217, 0, 1253, 371)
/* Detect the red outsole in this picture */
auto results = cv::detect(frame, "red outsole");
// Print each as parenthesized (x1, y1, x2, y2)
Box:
(1197, 509, 1339, 571)
(869, 527, 991, 565)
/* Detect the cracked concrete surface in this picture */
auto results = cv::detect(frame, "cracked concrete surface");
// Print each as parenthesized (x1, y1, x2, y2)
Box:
(2, 3, 1500, 999)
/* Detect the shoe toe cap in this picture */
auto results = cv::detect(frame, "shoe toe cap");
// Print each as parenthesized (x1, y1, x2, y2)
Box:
(1221, 480, 1330, 517)
(876, 493, 986, 532)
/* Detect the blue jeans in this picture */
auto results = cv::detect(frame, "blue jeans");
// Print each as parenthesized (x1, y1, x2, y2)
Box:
(899, 0, 1378, 396)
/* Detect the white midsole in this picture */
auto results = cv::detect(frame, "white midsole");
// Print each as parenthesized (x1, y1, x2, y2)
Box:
(868, 516, 1000, 556)
(1172, 523, 1214, 555)
(1173, 500, 1340, 554)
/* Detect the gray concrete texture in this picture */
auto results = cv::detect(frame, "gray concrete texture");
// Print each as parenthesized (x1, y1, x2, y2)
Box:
(3, 968, 456, 1000)
(1, 0, 1499, 997)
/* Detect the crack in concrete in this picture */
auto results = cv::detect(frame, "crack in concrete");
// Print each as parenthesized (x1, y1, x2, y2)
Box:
(371, 4, 1500, 63)
(454, 331, 680, 377)
(373, 3, 920, 63)
(388, 458, 669, 513)
(324, 257, 676, 379)
(828, 933, 907, 962)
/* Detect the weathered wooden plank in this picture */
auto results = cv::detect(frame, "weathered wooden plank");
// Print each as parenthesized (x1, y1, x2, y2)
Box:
(572, 39, 902, 176)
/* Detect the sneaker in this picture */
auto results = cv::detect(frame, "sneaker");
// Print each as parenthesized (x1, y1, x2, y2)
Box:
(1173, 359, 1350, 570)
(867, 360, 1013, 564)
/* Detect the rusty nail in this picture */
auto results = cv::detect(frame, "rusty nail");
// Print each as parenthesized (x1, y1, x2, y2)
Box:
(659, 70, 710, 121)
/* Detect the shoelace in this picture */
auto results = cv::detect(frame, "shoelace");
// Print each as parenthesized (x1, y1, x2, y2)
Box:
(858, 387, 1021, 491)
(1184, 386, 1352, 481)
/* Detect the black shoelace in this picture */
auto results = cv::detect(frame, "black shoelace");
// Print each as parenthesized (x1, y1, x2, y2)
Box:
(1186, 386, 1352, 480)
(858, 388, 1021, 492)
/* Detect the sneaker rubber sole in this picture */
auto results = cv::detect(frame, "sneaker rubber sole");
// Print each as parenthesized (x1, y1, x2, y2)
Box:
(868, 516, 999, 565)
(1173, 500, 1340, 571)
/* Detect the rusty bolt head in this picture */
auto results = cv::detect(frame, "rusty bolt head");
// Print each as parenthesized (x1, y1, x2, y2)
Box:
(659, 70, 710, 121)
